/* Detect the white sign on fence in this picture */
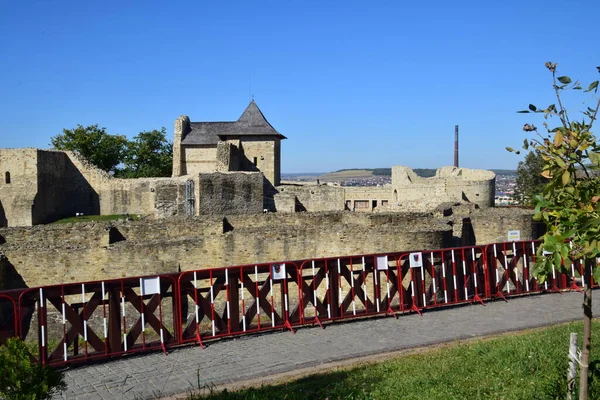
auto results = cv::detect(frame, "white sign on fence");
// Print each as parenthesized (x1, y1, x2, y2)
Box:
(507, 230, 521, 242)
(141, 277, 161, 296)
(409, 252, 423, 268)
(271, 263, 286, 280)
(376, 255, 389, 270)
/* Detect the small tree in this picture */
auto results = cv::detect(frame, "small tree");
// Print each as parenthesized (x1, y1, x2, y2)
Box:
(118, 128, 173, 178)
(51, 124, 127, 174)
(514, 149, 549, 206)
(511, 62, 600, 400)
(0, 337, 66, 399)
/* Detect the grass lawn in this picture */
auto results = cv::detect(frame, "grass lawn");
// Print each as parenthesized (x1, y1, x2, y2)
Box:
(191, 320, 600, 400)
(51, 214, 141, 224)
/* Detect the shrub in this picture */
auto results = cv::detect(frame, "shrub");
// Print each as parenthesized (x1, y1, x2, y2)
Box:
(0, 337, 66, 400)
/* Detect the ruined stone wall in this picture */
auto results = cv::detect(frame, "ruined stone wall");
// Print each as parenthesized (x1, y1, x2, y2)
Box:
(437, 166, 496, 209)
(343, 187, 392, 211)
(0, 212, 452, 288)
(172, 115, 189, 177)
(389, 166, 495, 210)
(276, 167, 495, 214)
(237, 137, 279, 187)
(0, 149, 39, 227)
(198, 172, 263, 216)
(469, 207, 537, 245)
(181, 145, 218, 175)
(275, 184, 345, 212)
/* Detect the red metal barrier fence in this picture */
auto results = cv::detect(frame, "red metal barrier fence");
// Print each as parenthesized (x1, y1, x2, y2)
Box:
(297, 253, 411, 324)
(15, 274, 179, 365)
(398, 246, 487, 310)
(1, 240, 596, 367)
(178, 262, 300, 347)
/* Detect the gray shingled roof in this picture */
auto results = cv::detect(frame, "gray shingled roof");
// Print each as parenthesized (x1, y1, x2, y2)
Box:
(181, 101, 286, 145)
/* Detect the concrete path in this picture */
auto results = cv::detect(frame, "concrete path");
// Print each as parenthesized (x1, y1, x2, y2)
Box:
(55, 292, 585, 399)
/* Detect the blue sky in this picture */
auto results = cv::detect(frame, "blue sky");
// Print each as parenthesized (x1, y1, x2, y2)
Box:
(1, 0, 599, 173)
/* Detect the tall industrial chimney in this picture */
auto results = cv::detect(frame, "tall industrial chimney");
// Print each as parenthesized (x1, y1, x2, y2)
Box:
(454, 125, 459, 168)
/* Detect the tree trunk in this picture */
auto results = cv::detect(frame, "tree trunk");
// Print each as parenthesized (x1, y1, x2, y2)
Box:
(568, 332, 579, 400)
(579, 263, 593, 400)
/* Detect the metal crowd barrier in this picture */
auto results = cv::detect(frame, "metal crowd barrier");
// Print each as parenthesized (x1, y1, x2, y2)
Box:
(2, 239, 595, 367)
(296, 253, 408, 325)
(15, 274, 179, 365)
(398, 246, 487, 310)
(178, 262, 300, 347)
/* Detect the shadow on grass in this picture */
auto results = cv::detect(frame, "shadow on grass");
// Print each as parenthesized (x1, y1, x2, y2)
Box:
(194, 369, 376, 400)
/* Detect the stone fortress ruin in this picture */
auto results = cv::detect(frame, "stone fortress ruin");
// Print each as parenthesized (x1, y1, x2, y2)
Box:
(0, 101, 536, 290)
(0, 101, 496, 227)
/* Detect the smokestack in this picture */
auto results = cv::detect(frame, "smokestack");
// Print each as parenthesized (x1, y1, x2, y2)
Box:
(454, 125, 459, 168)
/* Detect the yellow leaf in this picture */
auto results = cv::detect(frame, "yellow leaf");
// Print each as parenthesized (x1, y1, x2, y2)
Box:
(541, 170, 552, 178)
(562, 169, 570, 185)
(554, 131, 564, 146)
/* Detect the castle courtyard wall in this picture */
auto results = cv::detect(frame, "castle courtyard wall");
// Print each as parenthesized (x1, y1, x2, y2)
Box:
(0, 212, 452, 288)
(0, 208, 537, 289)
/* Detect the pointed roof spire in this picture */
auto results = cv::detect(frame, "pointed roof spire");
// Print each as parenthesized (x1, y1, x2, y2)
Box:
(181, 100, 286, 145)
(237, 100, 267, 125)
(235, 101, 286, 138)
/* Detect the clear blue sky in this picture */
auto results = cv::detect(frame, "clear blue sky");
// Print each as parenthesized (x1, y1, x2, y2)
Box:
(1, 0, 598, 173)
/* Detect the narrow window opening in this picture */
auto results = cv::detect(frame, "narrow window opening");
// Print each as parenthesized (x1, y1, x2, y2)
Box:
(253, 157, 258, 166)
(4, 172, 10, 184)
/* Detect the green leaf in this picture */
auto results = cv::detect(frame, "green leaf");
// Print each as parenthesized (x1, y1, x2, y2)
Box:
(506, 147, 515, 153)
(517, 110, 530, 113)
(529, 104, 537, 112)
(523, 139, 529, 150)
(594, 268, 600, 285)
(557, 76, 572, 84)
(553, 251, 562, 269)
(586, 81, 599, 92)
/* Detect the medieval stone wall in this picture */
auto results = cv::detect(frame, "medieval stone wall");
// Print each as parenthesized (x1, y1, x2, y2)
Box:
(389, 166, 496, 210)
(275, 184, 345, 212)
(0, 212, 452, 288)
(343, 187, 391, 211)
(0, 149, 39, 227)
(181, 145, 218, 175)
(198, 172, 263, 216)
(469, 207, 538, 244)
(235, 136, 280, 187)
(276, 166, 496, 214)
(0, 208, 537, 290)
(0, 149, 266, 225)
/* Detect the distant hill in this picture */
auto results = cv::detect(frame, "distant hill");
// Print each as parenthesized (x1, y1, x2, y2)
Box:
(490, 169, 517, 176)
(281, 172, 323, 179)
(289, 167, 516, 182)
(329, 168, 437, 178)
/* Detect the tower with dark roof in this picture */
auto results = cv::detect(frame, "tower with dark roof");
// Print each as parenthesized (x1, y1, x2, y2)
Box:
(172, 101, 286, 187)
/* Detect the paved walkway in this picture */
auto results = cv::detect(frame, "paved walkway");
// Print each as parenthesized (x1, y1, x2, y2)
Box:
(55, 292, 585, 399)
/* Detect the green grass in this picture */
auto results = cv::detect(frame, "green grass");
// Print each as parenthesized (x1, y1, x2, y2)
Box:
(51, 214, 141, 224)
(191, 320, 600, 400)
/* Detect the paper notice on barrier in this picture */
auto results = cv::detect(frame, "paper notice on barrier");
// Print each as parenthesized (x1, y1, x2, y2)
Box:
(409, 252, 423, 268)
(376, 255, 388, 270)
(141, 277, 160, 296)
(507, 230, 521, 241)
(271, 263, 286, 280)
